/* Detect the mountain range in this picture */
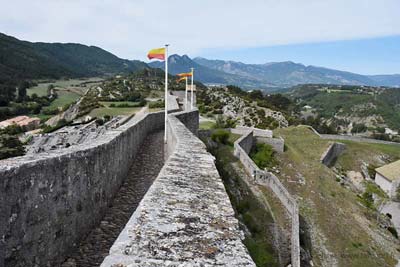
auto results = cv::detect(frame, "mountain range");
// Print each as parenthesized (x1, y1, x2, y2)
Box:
(150, 55, 400, 89)
(1, 32, 399, 89)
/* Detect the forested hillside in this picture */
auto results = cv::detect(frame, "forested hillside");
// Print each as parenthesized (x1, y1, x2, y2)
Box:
(0, 32, 147, 82)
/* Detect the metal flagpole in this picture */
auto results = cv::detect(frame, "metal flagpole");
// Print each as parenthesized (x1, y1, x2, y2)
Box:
(190, 67, 194, 110)
(185, 77, 188, 110)
(164, 44, 169, 143)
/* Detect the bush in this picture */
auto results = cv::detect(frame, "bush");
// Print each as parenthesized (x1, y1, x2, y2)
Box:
(149, 100, 164, 109)
(388, 226, 398, 239)
(95, 118, 105, 126)
(250, 143, 276, 169)
(42, 107, 59, 115)
(352, 123, 367, 134)
(367, 164, 377, 179)
(211, 129, 230, 144)
(0, 134, 25, 159)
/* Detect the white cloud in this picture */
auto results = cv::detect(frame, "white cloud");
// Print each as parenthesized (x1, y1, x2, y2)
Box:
(0, 0, 399, 60)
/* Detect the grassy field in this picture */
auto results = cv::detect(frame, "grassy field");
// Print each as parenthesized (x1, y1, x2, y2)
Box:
(335, 140, 400, 173)
(28, 77, 102, 97)
(274, 126, 399, 266)
(199, 121, 216, 130)
(99, 101, 142, 107)
(48, 91, 80, 109)
(88, 106, 141, 118)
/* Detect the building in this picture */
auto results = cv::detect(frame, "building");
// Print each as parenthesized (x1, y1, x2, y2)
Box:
(0, 116, 41, 131)
(375, 160, 400, 198)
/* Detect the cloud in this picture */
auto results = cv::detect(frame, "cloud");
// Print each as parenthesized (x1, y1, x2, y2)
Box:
(1, 0, 399, 60)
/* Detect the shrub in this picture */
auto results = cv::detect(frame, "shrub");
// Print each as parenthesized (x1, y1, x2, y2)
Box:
(250, 143, 276, 169)
(96, 118, 105, 126)
(149, 100, 164, 109)
(367, 164, 378, 179)
(42, 107, 59, 115)
(0, 134, 25, 159)
(388, 226, 398, 239)
(211, 129, 230, 144)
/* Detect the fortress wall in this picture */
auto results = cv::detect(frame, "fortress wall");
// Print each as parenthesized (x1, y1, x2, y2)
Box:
(231, 126, 273, 138)
(320, 142, 346, 166)
(305, 125, 400, 146)
(234, 131, 300, 267)
(0, 112, 164, 267)
(101, 109, 255, 266)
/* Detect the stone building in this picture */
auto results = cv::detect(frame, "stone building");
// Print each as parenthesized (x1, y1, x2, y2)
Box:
(375, 160, 400, 198)
(0, 115, 40, 131)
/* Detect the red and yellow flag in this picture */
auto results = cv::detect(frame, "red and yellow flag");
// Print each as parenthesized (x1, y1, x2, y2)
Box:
(177, 72, 192, 77)
(147, 47, 166, 60)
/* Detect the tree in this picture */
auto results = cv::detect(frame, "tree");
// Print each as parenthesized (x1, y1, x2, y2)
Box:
(0, 84, 16, 106)
(17, 81, 29, 102)
(351, 123, 367, 134)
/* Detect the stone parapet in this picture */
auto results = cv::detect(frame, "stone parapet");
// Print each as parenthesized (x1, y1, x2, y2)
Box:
(101, 109, 255, 266)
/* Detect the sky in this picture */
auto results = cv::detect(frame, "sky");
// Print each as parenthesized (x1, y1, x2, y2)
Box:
(1, 0, 400, 75)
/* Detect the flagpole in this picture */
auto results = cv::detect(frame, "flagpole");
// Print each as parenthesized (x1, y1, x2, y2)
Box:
(190, 67, 194, 110)
(164, 44, 169, 143)
(185, 77, 188, 110)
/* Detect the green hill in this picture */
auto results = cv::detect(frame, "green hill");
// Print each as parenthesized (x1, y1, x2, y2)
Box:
(289, 84, 400, 131)
(0, 32, 148, 82)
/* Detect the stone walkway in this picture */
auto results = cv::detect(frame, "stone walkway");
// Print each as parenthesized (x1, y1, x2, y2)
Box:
(61, 130, 165, 267)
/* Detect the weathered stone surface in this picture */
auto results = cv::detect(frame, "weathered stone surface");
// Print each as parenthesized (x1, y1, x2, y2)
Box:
(0, 112, 164, 267)
(101, 110, 255, 267)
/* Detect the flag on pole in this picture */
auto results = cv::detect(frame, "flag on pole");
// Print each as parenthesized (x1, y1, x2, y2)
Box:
(147, 45, 169, 143)
(147, 47, 166, 60)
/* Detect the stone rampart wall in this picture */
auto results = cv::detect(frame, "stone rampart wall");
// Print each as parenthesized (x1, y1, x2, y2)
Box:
(304, 125, 400, 146)
(101, 110, 255, 266)
(0, 112, 165, 267)
(234, 131, 300, 267)
(320, 142, 346, 166)
(231, 126, 273, 138)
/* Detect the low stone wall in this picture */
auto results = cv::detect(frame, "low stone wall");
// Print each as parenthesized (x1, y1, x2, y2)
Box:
(234, 131, 300, 267)
(231, 126, 273, 138)
(167, 93, 180, 112)
(256, 136, 285, 153)
(101, 110, 255, 266)
(0, 112, 164, 267)
(321, 134, 400, 146)
(320, 142, 346, 167)
(304, 125, 400, 146)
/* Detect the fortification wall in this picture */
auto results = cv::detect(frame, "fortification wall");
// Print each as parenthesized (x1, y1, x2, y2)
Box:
(231, 126, 273, 138)
(0, 112, 164, 267)
(101, 110, 255, 266)
(320, 142, 346, 166)
(304, 125, 400, 146)
(234, 131, 300, 267)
